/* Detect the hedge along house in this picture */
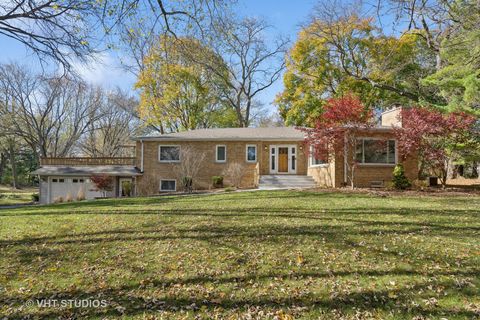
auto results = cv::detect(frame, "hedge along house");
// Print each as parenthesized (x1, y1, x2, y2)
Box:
(33, 108, 417, 203)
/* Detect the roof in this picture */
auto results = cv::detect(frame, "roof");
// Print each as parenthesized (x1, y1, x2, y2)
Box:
(31, 165, 142, 176)
(133, 127, 306, 141)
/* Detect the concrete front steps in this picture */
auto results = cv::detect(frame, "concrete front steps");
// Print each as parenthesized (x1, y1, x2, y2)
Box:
(259, 175, 317, 190)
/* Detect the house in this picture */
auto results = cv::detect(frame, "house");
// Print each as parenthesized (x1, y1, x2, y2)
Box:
(33, 108, 417, 203)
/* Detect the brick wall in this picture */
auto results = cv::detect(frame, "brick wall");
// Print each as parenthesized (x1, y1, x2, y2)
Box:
(135, 140, 307, 195)
(332, 130, 418, 188)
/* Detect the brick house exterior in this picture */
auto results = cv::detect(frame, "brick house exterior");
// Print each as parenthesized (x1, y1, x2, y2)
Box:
(33, 108, 417, 202)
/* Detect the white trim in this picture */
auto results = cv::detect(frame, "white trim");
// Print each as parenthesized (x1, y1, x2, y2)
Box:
(269, 144, 297, 174)
(158, 145, 181, 163)
(140, 140, 144, 172)
(356, 137, 397, 165)
(215, 145, 227, 163)
(308, 146, 328, 167)
(310, 163, 330, 168)
(246, 144, 257, 163)
(160, 179, 177, 191)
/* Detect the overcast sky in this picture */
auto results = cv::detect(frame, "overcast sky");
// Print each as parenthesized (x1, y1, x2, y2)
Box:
(0, 0, 315, 114)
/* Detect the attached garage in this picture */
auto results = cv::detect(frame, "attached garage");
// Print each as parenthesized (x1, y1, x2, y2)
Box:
(48, 177, 102, 203)
(32, 165, 142, 204)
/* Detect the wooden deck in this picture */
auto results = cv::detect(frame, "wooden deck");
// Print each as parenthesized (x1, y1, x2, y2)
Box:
(40, 157, 136, 166)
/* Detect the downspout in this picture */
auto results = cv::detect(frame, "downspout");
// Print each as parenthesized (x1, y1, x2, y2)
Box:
(343, 136, 347, 186)
(140, 140, 144, 173)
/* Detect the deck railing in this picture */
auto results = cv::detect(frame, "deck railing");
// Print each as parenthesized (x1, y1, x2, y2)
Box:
(40, 157, 137, 166)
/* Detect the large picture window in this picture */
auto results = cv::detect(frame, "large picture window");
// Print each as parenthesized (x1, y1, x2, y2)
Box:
(356, 139, 396, 164)
(309, 146, 327, 167)
(159, 146, 180, 162)
(216, 145, 226, 162)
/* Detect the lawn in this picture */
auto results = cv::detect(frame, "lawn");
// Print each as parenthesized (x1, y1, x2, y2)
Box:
(0, 190, 479, 319)
(0, 185, 36, 206)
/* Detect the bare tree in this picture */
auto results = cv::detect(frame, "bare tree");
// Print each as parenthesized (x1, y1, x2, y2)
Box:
(0, 0, 230, 71)
(202, 17, 288, 127)
(0, 64, 101, 158)
(80, 89, 141, 157)
(223, 162, 246, 188)
(173, 146, 206, 192)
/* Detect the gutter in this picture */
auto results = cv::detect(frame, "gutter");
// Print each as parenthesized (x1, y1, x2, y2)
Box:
(343, 136, 347, 185)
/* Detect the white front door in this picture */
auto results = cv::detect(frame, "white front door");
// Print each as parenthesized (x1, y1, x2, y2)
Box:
(269, 145, 297, 174)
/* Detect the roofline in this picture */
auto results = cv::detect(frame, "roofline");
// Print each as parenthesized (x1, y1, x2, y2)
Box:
(31, 172, 143, 176)
(131, 126, 395, 141)
(131, 137, 306, 142)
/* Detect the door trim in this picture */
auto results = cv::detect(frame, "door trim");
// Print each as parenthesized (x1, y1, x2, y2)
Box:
(269, 144, 297, 174)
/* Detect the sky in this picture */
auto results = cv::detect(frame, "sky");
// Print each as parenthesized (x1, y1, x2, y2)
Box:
(0, 0, 316, 114)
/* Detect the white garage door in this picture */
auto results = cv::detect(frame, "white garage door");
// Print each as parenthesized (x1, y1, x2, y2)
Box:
(50, 177, 103, 203)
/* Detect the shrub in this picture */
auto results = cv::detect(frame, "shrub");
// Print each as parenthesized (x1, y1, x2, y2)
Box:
(137, 175, 158, 196)
(223, 162, 246, 188)
(31, 193, 40, 202)
(181, 176, 193, 193)
(121, 181, 132, 196)
(412, 179, 428, 190)
(224, 187, 235, 192)
(76, 188, 86, 201)
(90, 174, 113, 197)
(212, 176, 224, 188)
(392, 164, 411, 190)
(54, 196, 64, 203)
(65, 192, 73, 202)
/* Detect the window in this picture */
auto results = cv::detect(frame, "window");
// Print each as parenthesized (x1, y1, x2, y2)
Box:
(52, 178, 65, 183)
(73, 179, 85, 183)
(356, 139, 396, 164)
(246, 145, 257, 162)
(160, 179, 176, 191)
(216, 145, 226, 162)
(271, 147, 275, 170)
(309, 146, 327, 167)
(291, 147, 296, 170)
(52, 178, 58, 183)
(159, 145, 180, 162)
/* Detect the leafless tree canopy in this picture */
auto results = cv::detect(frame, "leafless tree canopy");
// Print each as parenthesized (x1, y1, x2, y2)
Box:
(80, 89, 141, 157)
(0, 0, 231, 71)
(208, 17, 289, 127)
(0, 63, 140, 159)
(173, 146, 206, 191)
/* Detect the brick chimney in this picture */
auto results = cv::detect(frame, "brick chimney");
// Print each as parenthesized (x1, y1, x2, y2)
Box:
(380, 106, 403, 127)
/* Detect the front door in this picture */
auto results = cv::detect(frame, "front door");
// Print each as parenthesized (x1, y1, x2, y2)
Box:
(270, 145, 297, 174)
(278, 147, 289, 173)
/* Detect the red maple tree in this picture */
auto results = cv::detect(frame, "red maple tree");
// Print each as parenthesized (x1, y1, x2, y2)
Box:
(90, 174, 114, 197)
(394, 107, 476, 187)
(302, 94, 373, 188)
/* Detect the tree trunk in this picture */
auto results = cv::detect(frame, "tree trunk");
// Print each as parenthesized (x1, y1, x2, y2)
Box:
(446, 157, 455, 179)
(8, 144, 19, 189)
(350, 165, 355, 189)
(0, 152, 6, 184)
(473, 161, 480, 179)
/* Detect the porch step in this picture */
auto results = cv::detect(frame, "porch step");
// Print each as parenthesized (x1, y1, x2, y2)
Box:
(259, 175, 317, 190)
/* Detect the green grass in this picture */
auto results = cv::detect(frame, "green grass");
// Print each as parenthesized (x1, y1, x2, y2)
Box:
(0, 190, 479, 319)
(0, 185, 36, 205)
